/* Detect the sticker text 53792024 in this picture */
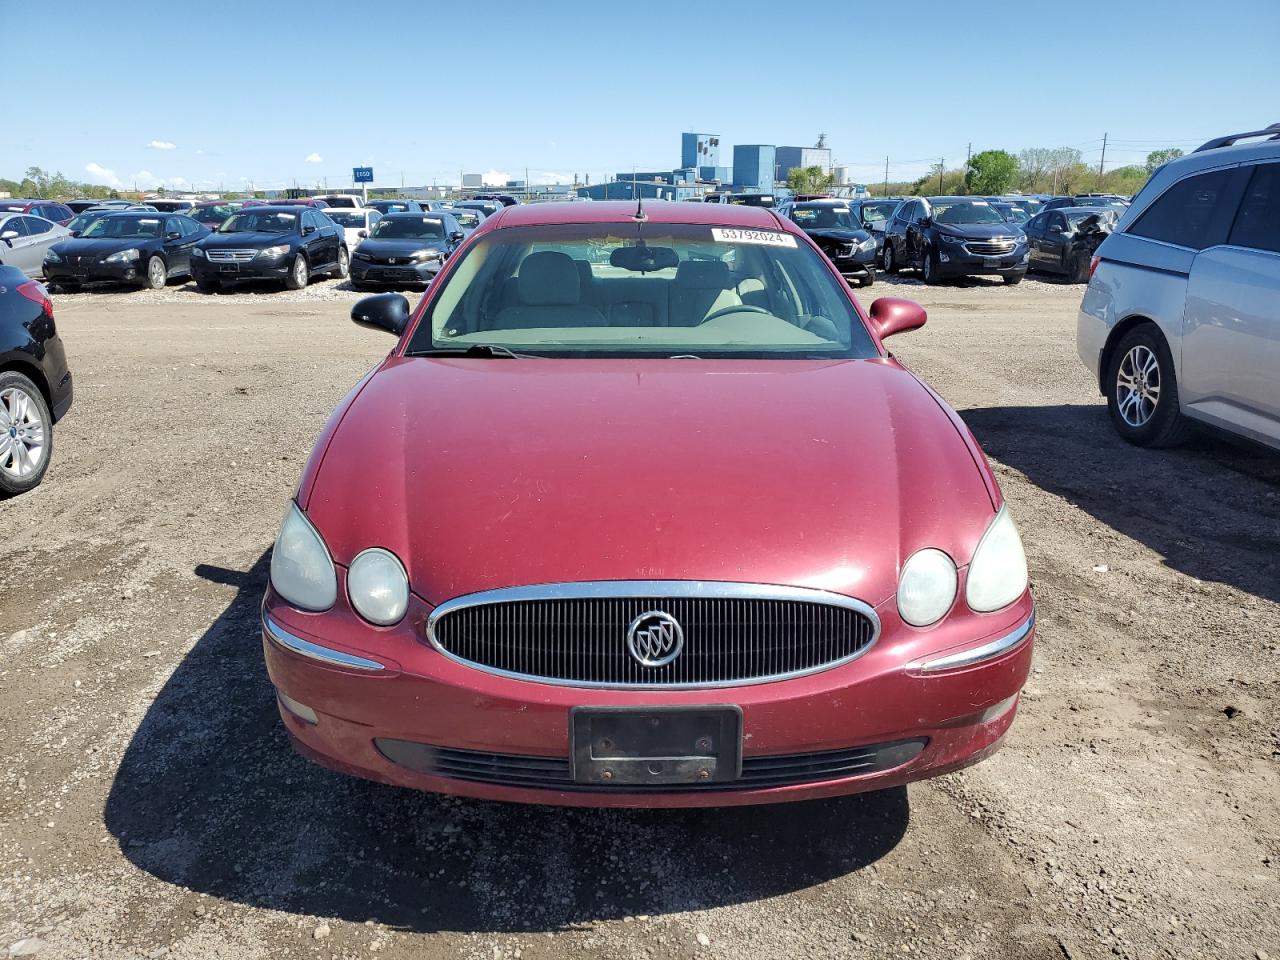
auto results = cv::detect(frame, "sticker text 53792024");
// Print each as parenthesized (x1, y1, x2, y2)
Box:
(710, 228, 798, 248)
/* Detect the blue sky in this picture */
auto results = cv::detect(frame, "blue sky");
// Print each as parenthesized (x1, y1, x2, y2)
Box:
(4, 0, 1278, 192)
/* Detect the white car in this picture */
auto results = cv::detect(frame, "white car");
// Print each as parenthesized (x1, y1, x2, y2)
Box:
(316, 194, 364, 209)
(321, 207, 382, 251)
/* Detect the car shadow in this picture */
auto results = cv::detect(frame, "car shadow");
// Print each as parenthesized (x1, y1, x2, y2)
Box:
(962, 403, 1280, 604)
(105, 554, 909, 933)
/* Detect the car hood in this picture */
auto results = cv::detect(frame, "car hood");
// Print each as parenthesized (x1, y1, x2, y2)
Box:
(356, 237, 449, 256)
(804, 227, 873, 243)
(934, 222, 1024, 241)
(52, 236, 154, 255)
(200, 231, 295, 248)
(304, 358, 997, 607)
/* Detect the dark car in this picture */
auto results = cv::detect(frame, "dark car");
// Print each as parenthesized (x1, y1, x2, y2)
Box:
(779, 199, 877, 287)
(726, 192, 777, 208)
(440, 206, 483, 236)
(846, 198, 903, 254)
(66, 199, 106, 215)
(366, 199, 426, 215)
(351, 212, 464, 290)
(1022, 206, 1117, 282)
(0, 266, 72, 496)
(43, 212, 209, 291)
(146, 199, 194, 214)
(191, 205, 348, 292)
(1042, 195, 1128, 212)
(990, 201, 1032, 225)
(881, 197, 1028, 285)
(473, 193, 520, 207)
(187, 200, 250, 231)
(0, 200, 74, 226)
(450, 199, 503, 219)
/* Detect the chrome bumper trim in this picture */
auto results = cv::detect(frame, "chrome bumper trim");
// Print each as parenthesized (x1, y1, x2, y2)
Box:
(917, 609, 1035, 672)
(263, 614, 385, 672)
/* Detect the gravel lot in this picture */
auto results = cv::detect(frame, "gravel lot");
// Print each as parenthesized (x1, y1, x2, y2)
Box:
(1, 272, 1277, 960)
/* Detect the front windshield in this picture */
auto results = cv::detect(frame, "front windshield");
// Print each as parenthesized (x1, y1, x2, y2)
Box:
(370, 216, 444, 239)
(193, 204, 239, 223)
(82, 216, 164, 239)
(857, 201, 899, 225)
(220, 211, 297, 233)
(792, 207, 856, 230)
(410, 222, 877, 359)
(326, 211, 367, 227)
(930, 200, 1005, 225)
(69, 214, 102, 233)
(1067, 209, 1117, 227)
(376, 203, 413, 213)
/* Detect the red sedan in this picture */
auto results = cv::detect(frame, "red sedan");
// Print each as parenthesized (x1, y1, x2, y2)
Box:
(262, 200, 1034, 808)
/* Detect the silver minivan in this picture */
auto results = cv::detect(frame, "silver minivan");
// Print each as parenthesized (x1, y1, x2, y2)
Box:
(1077, 123, 1280, 450)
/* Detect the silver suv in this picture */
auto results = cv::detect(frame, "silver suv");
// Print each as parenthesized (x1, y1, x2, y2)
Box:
(1077, 123, 1280, 450)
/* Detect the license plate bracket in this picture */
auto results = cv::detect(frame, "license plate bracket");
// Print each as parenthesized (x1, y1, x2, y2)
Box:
(571, 706, 742, 786)
(219, 264, 240, 274)
(983, 257, 1000, 269)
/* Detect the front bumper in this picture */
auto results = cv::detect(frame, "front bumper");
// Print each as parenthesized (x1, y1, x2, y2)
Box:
(191, 256, 291, 283)
(935, 243, 1029, 278)
(45, 258, 145, 285)
(350, 257, 442, 285)
(262, 588, 1034, 808)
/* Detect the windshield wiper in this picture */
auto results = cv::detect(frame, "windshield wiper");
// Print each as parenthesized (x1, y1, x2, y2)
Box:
(410, 343, 538, 359)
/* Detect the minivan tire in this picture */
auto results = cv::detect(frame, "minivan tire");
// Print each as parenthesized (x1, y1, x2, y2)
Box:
(1105, 325, 1193, 448)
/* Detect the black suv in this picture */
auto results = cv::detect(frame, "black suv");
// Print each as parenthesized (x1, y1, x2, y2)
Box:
(778, 199, 877, 287)
(191, 206, 348, 291)
(881, 197, 1028, 284)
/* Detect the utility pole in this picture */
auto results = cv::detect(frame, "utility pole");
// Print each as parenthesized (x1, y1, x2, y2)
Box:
(937, 158, 944, 194)
(965, 142, 972, 169)
(883, 156, 889, 197)
(1097, 132, 1108, 184)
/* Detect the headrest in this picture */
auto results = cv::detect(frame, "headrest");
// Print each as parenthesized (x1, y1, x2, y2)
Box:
(674, 259, 732, 290)
(518, 251, 580, 306)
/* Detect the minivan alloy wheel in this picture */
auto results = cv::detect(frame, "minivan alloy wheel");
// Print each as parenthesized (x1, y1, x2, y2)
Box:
(1115, 344, 1160, 427)
(0, 385, 46, 480)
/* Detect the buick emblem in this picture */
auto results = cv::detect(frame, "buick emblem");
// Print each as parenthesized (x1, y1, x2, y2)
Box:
(626, 610, 684, 667)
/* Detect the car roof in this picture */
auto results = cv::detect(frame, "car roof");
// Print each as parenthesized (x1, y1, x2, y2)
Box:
(381, 210, 445, 218)
(794, 199, 850, 208)
(494, 200, 783, 228)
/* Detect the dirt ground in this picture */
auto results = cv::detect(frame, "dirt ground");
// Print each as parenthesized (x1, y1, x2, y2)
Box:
(1, 272, 1277, 960)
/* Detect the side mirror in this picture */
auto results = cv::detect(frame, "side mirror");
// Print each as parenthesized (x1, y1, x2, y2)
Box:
(0, 230, 18, 242)
(358, 229, 368, 238)
(302, 224, 316, 235)
(1048, 224, 1064, 234)
(868, 297, 927, 341)
(449, 231, 464, 243)
(917, 216, 931, 227)
(166, 231, 181, 240)
(351, 293, 410, 337)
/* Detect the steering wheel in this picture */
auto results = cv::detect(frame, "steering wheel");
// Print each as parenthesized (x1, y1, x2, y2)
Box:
(699, 304, 772, 324)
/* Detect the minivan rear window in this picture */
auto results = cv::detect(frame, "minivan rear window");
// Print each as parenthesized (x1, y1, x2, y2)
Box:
(1228, 163, 1280, 254)
(1128, 169, 1237, 249)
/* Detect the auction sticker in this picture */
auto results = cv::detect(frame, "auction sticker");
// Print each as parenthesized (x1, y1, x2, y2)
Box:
(711, 228, 797, 247)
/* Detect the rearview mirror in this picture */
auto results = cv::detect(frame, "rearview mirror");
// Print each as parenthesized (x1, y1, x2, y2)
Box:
(868, 297, 927, 341)
(351, 293, 410, 337)
(609, 244, 679, 272)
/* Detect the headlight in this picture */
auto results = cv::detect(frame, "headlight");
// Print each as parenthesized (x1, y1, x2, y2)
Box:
(897, 548, 958, 627)
(411, 249, 444, 262)
(269, 503, 337, 611)
(354, 251, 372, 261)
(966, 506, 1029, 613)
(191, 247, 205, 258)
(938, 233, 966, 244)
(105, 248, 140, 263)
(44, 249, 62, 263)
(347, 548, 409, 625)
(858, 237, 876, 252)
(257, 244, 290, 259)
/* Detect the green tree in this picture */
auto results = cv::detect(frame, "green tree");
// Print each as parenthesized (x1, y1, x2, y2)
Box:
(1145, 148, 1184, 175)
(965, 150, 1019, 195)
(786, 165, 836, 194)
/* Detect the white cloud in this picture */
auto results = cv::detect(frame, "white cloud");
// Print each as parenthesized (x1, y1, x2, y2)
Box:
(537, 171, 574, 184)
(84, 162, 123, 188)
(148, 140, 177, 151)
(305, 152, 323, 164)
(195, 148, 205, 156)
(481, 169, 511, 186)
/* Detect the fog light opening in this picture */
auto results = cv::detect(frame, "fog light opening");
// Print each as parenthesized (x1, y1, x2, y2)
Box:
(277, 691, 318, 725)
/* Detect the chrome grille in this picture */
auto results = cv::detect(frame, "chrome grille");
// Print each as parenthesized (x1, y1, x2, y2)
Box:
(205, 248, 256, 263)
(964, 239, 1016, 256)
(427, 582, 879, 688)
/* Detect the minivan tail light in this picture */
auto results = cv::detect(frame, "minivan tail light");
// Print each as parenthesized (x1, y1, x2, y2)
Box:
(16, 280, 53, 319)
(1088, 255, 1101, 280)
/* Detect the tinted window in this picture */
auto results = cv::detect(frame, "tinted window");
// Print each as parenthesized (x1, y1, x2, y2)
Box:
(22, 217, 52, 235)
(1, 217, 29, 237)
(1228, 163, 1280, 254)
(166, 217, 183, 237)
(1129, 169, 1236, 249)
(1025, 213, 1046, 233)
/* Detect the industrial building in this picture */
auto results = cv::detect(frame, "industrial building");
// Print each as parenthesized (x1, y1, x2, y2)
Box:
(775, 146, 833, 180)
(732, 144, 776, 191)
